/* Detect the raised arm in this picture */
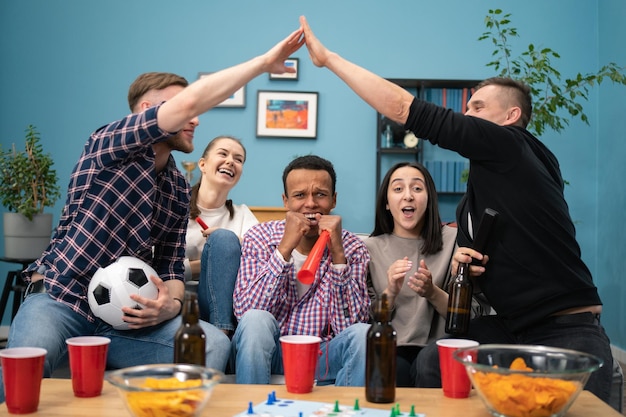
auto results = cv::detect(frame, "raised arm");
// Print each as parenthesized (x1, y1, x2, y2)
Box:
(300, 15, 414, 125)
(158, 27, 305, 132)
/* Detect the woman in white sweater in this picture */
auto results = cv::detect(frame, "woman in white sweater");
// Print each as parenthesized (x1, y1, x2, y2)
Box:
(364, 161, 488, 386)
(185, 136, 258, 337)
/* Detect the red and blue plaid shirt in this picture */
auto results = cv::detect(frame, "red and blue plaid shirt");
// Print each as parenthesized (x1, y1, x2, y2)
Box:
(234, 220, 371, 341)
(23, 104, 190, 322)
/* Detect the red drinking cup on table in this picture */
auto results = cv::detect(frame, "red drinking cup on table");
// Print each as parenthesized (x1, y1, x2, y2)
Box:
(66, 336, 111, 397)
(0, 347, 47, 414)
(280, 335, 322, 393)
(437, 338, 479, 398)
(297, 230, 330, 284)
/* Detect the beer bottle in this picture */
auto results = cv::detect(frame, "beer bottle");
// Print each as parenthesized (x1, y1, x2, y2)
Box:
(445, 262, 472, 336)
(174, 281, 206, 366)
(365, 292, 396, 403)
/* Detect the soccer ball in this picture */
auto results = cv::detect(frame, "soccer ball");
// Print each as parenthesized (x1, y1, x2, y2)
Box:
(87, 256, 159, 330)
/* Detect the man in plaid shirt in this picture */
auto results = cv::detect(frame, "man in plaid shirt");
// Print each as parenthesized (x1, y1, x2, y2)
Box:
(232, 155, 371, 386)
(1, 27, 305, 399)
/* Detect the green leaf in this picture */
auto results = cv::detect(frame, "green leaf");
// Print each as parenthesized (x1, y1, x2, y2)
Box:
(0, 125, 61, 220)
(477, 8, 626, 136)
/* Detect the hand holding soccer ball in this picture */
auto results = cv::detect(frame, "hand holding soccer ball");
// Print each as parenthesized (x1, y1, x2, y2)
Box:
(87, 256, 159, 330)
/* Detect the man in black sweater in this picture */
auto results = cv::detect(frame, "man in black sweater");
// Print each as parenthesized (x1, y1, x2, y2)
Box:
(299, 15, 613, 403)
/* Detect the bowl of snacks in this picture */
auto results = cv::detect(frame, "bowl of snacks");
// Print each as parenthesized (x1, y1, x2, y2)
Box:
(453, 344, 602, 417)
(105, 364, 223, 417)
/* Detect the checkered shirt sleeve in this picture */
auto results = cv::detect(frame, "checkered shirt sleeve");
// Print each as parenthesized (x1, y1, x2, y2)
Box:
(234, 221, 371, 341)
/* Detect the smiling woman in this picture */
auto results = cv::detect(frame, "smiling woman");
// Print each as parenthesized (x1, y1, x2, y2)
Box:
(185, 136, 259, 338)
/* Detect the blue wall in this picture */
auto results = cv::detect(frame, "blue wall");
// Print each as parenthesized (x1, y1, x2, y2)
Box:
(597, 0, 626, 353)
(0, 1, 624, 350)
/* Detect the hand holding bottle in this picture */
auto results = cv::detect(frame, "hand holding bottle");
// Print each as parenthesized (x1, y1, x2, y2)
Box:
(445, 208, 498, 336)
(444, 262, 472, 336)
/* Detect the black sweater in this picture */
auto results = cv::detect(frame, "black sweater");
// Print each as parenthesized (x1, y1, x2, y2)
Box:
(405, 98, 601, 332)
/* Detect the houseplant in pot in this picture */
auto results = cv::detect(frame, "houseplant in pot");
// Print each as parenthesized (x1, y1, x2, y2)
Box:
(479, 8, 626, 137)
(0, 125, 61, 259)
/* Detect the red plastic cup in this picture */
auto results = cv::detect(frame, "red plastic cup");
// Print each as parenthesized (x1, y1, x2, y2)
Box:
(280, 335, 322, 393)
(66, 336, 111, 397)
(437, 338, 479, 398)
(0, 347, 47, 414)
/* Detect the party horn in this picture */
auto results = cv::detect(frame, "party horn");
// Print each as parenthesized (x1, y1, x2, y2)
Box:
(297, 230, 330, 284)
(195, 217, 209, 230)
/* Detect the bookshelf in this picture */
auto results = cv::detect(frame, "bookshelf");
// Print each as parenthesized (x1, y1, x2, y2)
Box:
(375, 79, 480, 222)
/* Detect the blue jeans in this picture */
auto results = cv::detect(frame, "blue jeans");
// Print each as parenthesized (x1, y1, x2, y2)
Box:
(197, 229, 240, 332)
(412, 313, 613, 404)
(0, 291, 231, 403)
(231, 309, 369, 386)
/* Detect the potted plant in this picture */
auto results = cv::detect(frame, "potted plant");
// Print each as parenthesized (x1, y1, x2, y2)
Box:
(479, 8, 626, 137)
(455, 9, 626, 188)
(0, 125, 61, 259)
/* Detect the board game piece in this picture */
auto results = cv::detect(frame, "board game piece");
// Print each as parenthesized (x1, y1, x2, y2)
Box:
(233, 395, 425, 417)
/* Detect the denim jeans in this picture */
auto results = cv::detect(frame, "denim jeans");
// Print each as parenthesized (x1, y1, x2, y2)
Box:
(231, 309, 369, 386)
(197, 229, 241, 332)
(0, 291, 231, 403)
(412, 313, 614, 405)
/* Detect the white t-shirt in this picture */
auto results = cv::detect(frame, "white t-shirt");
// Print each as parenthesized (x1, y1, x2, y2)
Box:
(185, 203, 259, 261)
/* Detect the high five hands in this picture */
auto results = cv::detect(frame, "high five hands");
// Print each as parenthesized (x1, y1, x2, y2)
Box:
(299, 16, 331, 68)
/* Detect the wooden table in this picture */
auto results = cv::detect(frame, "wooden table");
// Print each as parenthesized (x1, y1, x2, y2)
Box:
(4, 378, 619, 416)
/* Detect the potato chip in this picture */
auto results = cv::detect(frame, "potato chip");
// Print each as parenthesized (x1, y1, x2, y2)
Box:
(123, 377, 208, 417)
(473, 357, 578, 417)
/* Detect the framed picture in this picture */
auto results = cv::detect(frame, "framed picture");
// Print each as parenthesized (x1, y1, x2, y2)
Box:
(256, 91, 318, 139)
(197, 72, 246, 108)
(269, 58, 299, 80)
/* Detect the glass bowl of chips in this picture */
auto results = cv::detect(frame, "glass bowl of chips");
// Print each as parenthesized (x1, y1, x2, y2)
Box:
(453, 344, 602, 417)
(105, 364, 223, 417)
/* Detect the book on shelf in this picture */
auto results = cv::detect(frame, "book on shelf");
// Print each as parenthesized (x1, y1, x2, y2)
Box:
(424, 87, 474, 113)
(454, 160, 469, 192)
(437, 161, 449, 193)
(461, 88, 469, 114)
(424, 159, 469, 193)
(446, 161, 456, 192)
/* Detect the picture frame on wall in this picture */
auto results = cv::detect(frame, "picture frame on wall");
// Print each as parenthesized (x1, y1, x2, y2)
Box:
(269, 58, 299, 80)
(198, 72, 246, 107)
(256, 90, 318, 139)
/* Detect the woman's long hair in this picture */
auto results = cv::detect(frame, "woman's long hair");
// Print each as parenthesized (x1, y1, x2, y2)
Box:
(371, 161, 443, 254)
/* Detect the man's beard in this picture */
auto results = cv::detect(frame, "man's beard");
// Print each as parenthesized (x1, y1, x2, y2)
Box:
(167, 132, 193, 154)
